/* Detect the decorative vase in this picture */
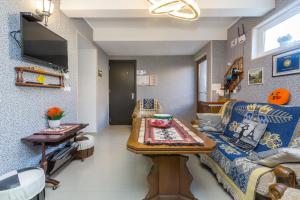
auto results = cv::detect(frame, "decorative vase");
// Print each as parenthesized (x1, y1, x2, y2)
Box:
(48, 120, 61, 128)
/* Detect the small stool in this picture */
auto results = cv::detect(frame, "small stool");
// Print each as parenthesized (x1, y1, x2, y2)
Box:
(0, 167, 45, 200)
(75, 135, 95, 161)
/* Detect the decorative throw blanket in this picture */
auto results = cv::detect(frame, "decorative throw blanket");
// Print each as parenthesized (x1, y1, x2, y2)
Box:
(199, 101, 300, 200)
(138, 118, 204, 146)
(34, 124, 80, 135)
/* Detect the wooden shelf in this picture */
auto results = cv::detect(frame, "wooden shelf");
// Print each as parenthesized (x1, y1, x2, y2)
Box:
(15, 67, 64, 89)
(15, 67, 63, 77)
(16, 82, 63, 88)
(224, 57, 244, 93)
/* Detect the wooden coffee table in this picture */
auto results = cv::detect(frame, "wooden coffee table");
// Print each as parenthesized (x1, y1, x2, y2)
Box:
(127, 118, 216, 200)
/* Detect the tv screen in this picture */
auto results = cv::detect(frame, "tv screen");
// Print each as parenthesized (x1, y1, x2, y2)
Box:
(21, 16, 68, 71)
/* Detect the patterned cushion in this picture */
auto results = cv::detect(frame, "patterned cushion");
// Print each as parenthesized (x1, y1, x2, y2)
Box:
(221, 101, 236, 129)
(141, 98, 157, 111)
(228, 119, 268, 151)
(223, 102, 300, 152)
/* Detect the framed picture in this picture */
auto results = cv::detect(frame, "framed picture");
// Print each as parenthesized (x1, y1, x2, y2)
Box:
(248, 67, 264, 85)
(272, 48, 300, 77)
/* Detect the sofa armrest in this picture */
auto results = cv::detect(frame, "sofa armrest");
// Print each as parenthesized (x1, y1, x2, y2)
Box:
(269, 183, 300, 200)
(269, 183, 288, 200)
(273, 165, 296, 188)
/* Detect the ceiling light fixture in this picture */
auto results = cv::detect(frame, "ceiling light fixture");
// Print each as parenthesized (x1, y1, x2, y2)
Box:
(148, 0, 200, 21)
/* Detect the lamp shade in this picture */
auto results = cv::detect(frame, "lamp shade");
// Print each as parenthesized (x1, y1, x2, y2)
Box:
(36, 0, 54, 16)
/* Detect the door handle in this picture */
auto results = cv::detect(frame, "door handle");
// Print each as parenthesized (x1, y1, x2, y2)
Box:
(131, 93, 135, 100)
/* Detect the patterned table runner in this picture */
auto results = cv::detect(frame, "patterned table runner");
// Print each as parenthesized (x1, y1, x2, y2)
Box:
(138, 118, 204, 146)
(34, 124, 80, 135)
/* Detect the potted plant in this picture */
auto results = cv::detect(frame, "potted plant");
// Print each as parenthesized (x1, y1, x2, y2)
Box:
(277, 34, 292, 47)
(46, 107, 64, 128)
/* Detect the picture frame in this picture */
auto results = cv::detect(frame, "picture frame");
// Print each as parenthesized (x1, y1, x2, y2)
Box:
(272, 48, 300, 77)
(248, 67, 264, 85)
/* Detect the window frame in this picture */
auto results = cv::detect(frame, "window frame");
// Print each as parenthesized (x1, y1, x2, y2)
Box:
(252, 3, 300, 60)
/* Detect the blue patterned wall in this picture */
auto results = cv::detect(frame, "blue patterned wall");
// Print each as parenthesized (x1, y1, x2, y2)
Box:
(0, 0, 93, 175)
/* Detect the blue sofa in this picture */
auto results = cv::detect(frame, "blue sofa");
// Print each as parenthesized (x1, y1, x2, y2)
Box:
(196, 101, 300, 200)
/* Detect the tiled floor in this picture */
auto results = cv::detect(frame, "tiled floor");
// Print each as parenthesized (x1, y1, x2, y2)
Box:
(46, 126, 232, 200)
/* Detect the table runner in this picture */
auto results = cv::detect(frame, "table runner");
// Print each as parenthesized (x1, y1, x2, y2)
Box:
(138, 118, 204, 146)
(34, 124, 80, 135)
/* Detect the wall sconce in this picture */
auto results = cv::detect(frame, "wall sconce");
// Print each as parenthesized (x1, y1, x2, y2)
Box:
(36, 0, 55, 26)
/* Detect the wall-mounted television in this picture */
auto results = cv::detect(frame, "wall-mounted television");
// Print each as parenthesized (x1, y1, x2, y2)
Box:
(21, 14, 68, 72)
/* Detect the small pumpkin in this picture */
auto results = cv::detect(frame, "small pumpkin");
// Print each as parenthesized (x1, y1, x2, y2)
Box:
(268, 88, 290, 105)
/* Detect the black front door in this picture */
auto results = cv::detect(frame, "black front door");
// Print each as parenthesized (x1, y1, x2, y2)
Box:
(109, 60, 136, 125)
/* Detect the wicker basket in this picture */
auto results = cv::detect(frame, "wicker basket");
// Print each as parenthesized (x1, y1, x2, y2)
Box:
(74, 135, 94, 161)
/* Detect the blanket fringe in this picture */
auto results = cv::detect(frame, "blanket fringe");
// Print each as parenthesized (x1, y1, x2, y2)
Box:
(200, 155, 240, 200)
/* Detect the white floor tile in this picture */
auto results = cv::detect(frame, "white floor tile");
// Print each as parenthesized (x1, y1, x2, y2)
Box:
(46, 126, 232, 200)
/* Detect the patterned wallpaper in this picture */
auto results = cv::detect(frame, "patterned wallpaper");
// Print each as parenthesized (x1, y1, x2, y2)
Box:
(0, 0, 93, 175)
(228, 0, 300, 105)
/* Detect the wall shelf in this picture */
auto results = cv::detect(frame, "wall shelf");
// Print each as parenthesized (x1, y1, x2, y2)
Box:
(224, 57, 244, 93)
(15, 67, 64, 89)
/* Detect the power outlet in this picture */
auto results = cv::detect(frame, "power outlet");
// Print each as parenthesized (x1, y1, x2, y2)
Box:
(231, 38, 238, 48)
(238, 34, 246, 44)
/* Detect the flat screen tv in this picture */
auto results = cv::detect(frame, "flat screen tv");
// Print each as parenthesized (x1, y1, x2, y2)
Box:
(21, 15, 68, 72)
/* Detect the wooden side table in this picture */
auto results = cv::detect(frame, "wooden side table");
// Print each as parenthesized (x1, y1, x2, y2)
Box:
(22, 123, 88, 189)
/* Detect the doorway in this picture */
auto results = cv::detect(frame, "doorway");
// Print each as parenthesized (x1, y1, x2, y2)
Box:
(109, 60, 136, 125)
(196, 56, 208, 112)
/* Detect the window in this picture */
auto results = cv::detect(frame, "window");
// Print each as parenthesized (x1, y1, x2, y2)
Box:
(252, 4, 300, 59)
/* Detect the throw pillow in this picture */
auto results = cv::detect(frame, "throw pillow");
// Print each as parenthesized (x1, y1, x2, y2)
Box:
(228, 119, 268, 151)
(247, 148, 300, 167)
(141, 99, 156, 111)
(196, 113, 223, 133)
(268, 88, 290, 105)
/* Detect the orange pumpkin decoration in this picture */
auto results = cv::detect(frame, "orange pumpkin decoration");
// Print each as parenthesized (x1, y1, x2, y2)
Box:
(268, 88, 290, 105)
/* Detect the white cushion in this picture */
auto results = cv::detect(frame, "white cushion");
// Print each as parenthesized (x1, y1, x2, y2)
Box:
(280, 187, 300, 200)
(0, 168, 45, 200)
(196, 113, 223, 132)
(77, 135, 95, 150)
(253, 148, 300, 167)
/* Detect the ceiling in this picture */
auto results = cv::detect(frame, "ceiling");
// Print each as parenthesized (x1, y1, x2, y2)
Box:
(60, 0, 275, 56)
(96, 41, 209, 56)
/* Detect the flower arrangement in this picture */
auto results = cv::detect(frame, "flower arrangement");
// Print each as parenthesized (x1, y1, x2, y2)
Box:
(46, 107, 64, 120)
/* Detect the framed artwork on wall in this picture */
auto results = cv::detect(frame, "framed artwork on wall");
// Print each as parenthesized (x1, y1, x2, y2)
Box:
(272, 48, 300, 77)
(248, 67, 264, 85)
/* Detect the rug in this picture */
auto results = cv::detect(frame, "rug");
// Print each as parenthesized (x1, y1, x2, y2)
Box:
(138, 118, 204, 146)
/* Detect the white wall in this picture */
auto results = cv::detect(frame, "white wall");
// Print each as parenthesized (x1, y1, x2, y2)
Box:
(96, 49, 110, 131)
(77, 33, 110, 133)
(78, 49, 98, 132)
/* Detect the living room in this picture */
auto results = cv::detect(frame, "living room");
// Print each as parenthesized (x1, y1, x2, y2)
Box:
(1, 0, 300, 200)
